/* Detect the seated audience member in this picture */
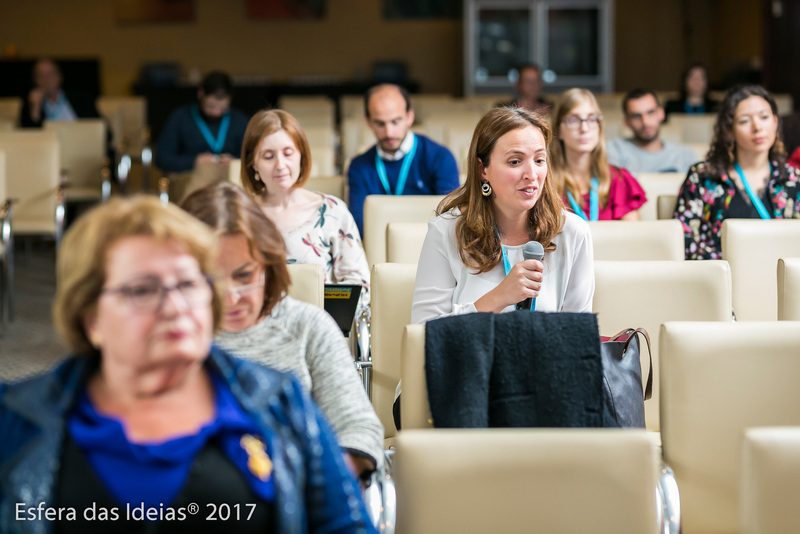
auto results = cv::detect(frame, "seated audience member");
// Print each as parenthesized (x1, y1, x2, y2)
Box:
(240, 109, 370, 305)
(155, 71, 249, 185)
(665, 64, 719, 118)
(347, 84, 460, 235)
(675, 85, 800, 259)
(182, 181, 383, 478)
(607, 89, 698, 174)
(496, 63, 552, 115)
(781, 110, 800, 160)
(789, 146, 800, 169)
(0, 195, 377, 533)
(411, 106, 594, 324)
(550, 89, 647, 221)
(20, 58, 101, 128)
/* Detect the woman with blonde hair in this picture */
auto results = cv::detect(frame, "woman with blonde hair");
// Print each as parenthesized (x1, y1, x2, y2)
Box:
(550, 88, 646, 221)
(411, 106, 594, 324)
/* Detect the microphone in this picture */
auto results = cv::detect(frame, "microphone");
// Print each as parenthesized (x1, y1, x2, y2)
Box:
(516, 241, 544, 311)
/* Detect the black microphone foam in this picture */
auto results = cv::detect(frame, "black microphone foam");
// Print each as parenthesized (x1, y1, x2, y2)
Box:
(517, 241, 544, 311)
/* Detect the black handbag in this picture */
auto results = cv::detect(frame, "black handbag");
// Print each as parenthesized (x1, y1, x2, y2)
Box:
(601, 328, 653, 428)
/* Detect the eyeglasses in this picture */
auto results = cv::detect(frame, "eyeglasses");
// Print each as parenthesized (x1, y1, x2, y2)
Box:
(101, 274, 214, 313)
(561, 114, 603, 130)
(224, 270, 265, 298)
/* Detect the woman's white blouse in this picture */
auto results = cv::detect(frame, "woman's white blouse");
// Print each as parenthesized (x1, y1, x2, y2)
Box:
(411, 209, 594, 324)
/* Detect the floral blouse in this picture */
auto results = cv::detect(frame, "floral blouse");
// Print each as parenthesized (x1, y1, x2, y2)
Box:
(674, 161, 800, 260)
(284, 193, 371, 304)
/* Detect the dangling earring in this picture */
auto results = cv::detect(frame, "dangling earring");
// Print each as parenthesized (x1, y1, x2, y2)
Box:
(481, 179, 493, 197)
(89, 332, 102, 348)
(254, 170, 261, 182)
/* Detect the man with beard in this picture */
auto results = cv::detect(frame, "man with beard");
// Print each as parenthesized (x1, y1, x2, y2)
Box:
(155, 71, 248, 200)
(347, 84, 459, 234)
(607, 89, 697, 174)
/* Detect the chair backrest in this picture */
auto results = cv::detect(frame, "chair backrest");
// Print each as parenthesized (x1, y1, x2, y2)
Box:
(668, 113, 716, 145)
(686, 142, 709, 162)
(593, 260, 732, 431)
(309, 145, 336, 177)
(777, 258, 800, 320)
(394, 429, 658, 534)
(0, 97, 22, 125)
(306, 175, 346, 200)
(286, 263, 324, 308)
(588, 220, 684, 260)
(363, 195, 443, 265)
(371, 263, 417, 438)
(96, 96, 147, 152)
(386, 222, 428, 264)
(660, 321, 800, 534)
(740, 426, 800, 534)
(44, 119, 106, 192)
(0, 130, 60, 235)
(656, 194, 677, 220)
(721, 219, 800, 321)
(635, 172, 685, 221)
(0, 150, 6, 202)
(400, 323, 431, 429)
(228, 158, 242, 185)
(773, 93, 794, 115)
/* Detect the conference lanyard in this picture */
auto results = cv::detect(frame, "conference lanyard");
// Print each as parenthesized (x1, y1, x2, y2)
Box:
(191, 105, 230, 155)
(566, 177, 599, 221)
(375, 134, 418, 195)
(734, 161, 772, 220)
(684, 101, 706, 114)
(495, 227, 513, 276)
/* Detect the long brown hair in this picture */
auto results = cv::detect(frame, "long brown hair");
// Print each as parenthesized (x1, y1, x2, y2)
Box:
(550, 88, 612, 208)
(438, 106, 565, 274)
(181, 181, 291, 319)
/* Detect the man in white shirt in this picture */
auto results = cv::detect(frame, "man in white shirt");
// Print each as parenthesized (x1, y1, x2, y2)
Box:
(607, 89, 698, 175)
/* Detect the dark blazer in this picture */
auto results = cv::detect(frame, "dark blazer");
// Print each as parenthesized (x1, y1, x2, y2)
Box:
(20, 91, 100, 128)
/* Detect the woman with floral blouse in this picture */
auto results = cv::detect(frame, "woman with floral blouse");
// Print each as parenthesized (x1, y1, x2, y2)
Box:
(239, 109, 370, 304)
(674, 85, 800, 260)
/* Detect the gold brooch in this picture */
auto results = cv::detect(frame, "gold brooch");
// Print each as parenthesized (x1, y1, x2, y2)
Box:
(240, 434, 273, 481)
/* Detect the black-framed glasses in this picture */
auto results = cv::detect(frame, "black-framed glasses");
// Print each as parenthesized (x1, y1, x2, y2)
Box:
(561, 114, 603, 130)
(101, 274, 214, 313)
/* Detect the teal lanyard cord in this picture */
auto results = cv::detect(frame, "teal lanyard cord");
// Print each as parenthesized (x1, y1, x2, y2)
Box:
(191, 105, 231, 155)
(734, 161, 772, 220)
(375, 134, 418, 195)
(566, 177, 599, 221)
(495, 227, 512, 275)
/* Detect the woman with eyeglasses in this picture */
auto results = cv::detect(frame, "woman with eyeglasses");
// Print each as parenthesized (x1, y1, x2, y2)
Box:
(0, 196, 377, 533)
(182, 181, 383, 479)
(550, 88, 647, 221)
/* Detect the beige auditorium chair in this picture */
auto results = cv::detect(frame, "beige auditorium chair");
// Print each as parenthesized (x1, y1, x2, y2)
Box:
(45, 119, 110, 201)
(0, 150, 12, 331)
(0, 97, 22, 126)
(227, 158, 242, 185)
(95, 96, 147, 154)
(400, 323, 430, 429)
(0, 130, 64, 245)
(277, 96, 334, 128)
(773, 93, 794, 115)
(686, 142, 709, 163)
(721, 219, 800, 321)
(309, 145, 336, 177)
(394, 429, 658, 534)
(588, 220, 684, 260)
(285, 263, 324, 308)
(668, 114, 716, 145)
(777, 258, 800, 320)
(386, 222, 427, 264)
(740, 427, 800, 534)
(657, 194, 678, 220)
(306, 175, 346, 200)
(371, 262, 416, 441)
(636, 172, 685, 220)
(660, 321, 800, 534)
(362, 195, 443, 266)
(594, 260, 732, 431)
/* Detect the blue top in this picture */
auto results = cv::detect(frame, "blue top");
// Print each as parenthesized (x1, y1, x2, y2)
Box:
(0, 346, 377, 534)
(347, 134, 460, 234)
(155, 103, 250, 173)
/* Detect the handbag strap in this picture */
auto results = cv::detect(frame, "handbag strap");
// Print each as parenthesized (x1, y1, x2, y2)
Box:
(609, 328, 654, 401)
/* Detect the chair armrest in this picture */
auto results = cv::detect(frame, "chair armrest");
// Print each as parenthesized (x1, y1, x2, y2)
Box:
(158, 176, 170, 205)
(657, 461, 681, 534)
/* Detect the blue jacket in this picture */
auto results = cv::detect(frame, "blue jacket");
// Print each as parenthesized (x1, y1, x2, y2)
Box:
(347, 134, 460, 234)
(0, 346, 377, 534)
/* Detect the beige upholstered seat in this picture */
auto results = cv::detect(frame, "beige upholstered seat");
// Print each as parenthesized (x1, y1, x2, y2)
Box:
(285, 263, 324, 308)
(227, 158, 242, 185)
(0, 150, 12, 331)
(636, 172, 685, 221)
(45, 119, 108, 201)
(588, 220, 684, 260)
(668, 113, 716, 145)
(777, 258, 800, 320)
(386, 222, 428, 264)
(394, 429, 658, 534)
(306, 175, 346, 200)
(721, 219, 800, 321)
(0, 97, 22, 126)
(95, 96, 147, 154)
(660, 321, 800, 534)
(594, 260, 732, 431)
(400, 323, 431, 429)
(362, 195, 443, 266)
(656, 194, 678, 220)
(371, 263, 417, 439)
(0, 131, 64, 241)
(309, 145, 336, 177)
(740, 427, 800, 534)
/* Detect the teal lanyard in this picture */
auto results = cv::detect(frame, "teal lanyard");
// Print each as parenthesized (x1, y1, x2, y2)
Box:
(566, 177, 599, 221)
(495, 227, 513, 275)
(375, 134, 418, 195)
(191, 105, 230, 155)
(734, 161, 772, 220)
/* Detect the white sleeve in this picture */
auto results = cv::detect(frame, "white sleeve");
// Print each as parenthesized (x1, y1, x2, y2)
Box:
(411, 217, 477, 324)
(561, 220, 595, 313)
